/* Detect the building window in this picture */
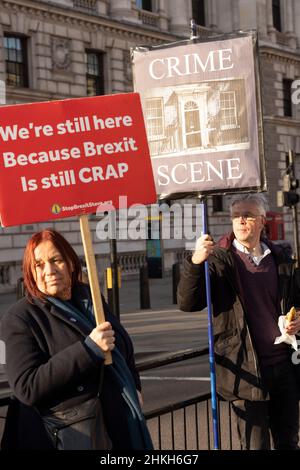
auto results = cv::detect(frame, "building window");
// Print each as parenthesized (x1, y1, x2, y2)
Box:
(4, 35, 28, 87)
(283, 79, 293, 117)
(192, 0, 206, 27)
(86, 51, 104, 96)
(212, 195, 223, 212)
(272, 0, 281, 32)
(136, 0, 153, 11)
(145, 98, 164, 139)
(219, 91, 238, 130)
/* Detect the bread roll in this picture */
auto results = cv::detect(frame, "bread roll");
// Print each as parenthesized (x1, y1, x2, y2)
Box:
(286, 306, 297, 322)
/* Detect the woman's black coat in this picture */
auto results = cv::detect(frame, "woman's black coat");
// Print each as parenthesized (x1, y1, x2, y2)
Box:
(0, 284, 141, 449)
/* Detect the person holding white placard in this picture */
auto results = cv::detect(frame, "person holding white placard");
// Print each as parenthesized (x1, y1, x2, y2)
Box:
(178, 193, 300, 450)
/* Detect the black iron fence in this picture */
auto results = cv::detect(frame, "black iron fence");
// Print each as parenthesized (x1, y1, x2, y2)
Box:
(145, 394, 237, 450)
(136, 347, 240, 450)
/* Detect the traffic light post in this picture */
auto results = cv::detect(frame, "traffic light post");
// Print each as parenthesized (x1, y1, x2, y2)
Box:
(277, 150, 300, 266)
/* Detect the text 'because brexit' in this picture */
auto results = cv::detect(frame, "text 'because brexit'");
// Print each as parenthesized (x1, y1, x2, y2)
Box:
(2, 138, 138, 168)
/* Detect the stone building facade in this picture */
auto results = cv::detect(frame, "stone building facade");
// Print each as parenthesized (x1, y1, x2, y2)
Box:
(0, 0, 300, 292)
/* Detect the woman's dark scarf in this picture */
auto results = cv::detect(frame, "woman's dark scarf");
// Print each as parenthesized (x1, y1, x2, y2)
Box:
(47, 285, 153, 450)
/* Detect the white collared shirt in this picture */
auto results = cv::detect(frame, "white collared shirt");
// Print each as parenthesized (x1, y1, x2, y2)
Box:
(232, 239, 271, 266)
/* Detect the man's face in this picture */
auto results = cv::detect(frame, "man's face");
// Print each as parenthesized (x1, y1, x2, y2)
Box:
(231, 201, 265, 247)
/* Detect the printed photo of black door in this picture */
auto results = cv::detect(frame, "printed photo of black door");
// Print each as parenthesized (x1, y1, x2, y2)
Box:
(143, 79, 249, 158)
(181, 88, 210, 150)
(184, 101, 202, 148)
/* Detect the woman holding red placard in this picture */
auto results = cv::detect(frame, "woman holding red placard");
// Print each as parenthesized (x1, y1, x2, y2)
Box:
(1, 229, 152, 450)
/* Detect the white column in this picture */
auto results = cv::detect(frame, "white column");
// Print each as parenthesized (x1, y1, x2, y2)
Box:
(0, 26, 5, 88)
(158, 0, 168, 31)
(169, 0, 190, 36)
(110, 0, 133, 22)
(209, 0, 218, 29)
(158, 0, 166, 11)
(256, 0, 268, 38)
(284, 0, 297, 48)
(266, 0, 276, 42)
(232, 0, 240, 30)
(284, 0, 294, 33)
(266, 0, 274, 31)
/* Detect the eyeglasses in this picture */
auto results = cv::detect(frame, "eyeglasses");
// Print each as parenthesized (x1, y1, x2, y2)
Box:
(231, 213, 264, 222)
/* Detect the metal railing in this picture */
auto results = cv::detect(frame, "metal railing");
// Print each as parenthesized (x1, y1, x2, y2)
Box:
(137, 347, 239, 450)
(137, 9, 159, 27)
(73, 0, 97, 13)
(144, 392, 240, 450)
(194, 24, 216, 39)
(0, 263, 11, 294)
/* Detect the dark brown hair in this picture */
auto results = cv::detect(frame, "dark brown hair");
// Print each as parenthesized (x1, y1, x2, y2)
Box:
(23, 229, 82, 300)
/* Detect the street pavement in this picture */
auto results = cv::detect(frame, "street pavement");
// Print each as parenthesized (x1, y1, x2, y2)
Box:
(119, 274, 178, 314)
(0, 274, 176, 318)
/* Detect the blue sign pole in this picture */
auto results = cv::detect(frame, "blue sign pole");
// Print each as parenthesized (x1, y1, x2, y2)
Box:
(201, 197, 220, 450)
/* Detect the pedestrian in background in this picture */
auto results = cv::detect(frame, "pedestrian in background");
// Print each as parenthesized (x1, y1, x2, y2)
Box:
(1, 229, 152, 450)
(178, 193, 300, 450)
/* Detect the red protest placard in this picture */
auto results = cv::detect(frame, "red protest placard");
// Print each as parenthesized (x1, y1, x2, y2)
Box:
(0, 93, 156, 227)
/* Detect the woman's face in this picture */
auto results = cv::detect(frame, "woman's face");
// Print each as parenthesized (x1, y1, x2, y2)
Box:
(33, 240, 72, 300)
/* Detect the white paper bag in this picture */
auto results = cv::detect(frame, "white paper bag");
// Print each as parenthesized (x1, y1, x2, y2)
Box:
(274, 315, 298, 351)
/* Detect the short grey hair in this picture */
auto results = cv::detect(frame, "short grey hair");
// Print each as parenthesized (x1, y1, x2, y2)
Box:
(230, 193, 268, 216)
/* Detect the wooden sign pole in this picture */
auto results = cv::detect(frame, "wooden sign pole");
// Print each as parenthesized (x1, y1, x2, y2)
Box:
(79, 214, 112, 365)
